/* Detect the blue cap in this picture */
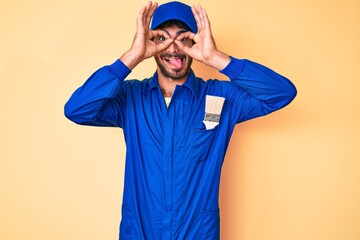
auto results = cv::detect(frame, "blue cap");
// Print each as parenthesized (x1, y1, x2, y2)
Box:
(150, 1, 198, 33)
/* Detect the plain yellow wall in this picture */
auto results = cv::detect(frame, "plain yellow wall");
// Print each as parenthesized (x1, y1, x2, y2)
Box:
(1, 0, 359, 239)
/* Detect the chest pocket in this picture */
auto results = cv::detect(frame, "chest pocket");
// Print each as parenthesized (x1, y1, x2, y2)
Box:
(187, 124, 218, 162)
(181, 94, 224, 162)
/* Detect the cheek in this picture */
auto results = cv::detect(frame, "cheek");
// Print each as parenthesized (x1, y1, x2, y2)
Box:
(154, 55, 161, 65)
(186, 57, 193, 67)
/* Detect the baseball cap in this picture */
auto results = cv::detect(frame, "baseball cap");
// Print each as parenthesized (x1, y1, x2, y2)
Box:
(150, 1, 198, 33)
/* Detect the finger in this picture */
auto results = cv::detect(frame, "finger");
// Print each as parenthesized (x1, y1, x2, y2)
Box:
(196, 5, 206, 30)
(191, 5, 203, 31)
(175, 39, 193, 56)
(136, 5, 148, 36)
(145, 2, 158, 28)
(151, 29, 171, 38)
(138, 2, 153, 27)
(174, 39, 187, 49)
(176, 31, 196, 42)
(149, 29, 171, 41)
(142, 2, 152, 28)
(155, 38, 174, 52)
(200, 7, 211, 30)
(137, 5, 146, 26)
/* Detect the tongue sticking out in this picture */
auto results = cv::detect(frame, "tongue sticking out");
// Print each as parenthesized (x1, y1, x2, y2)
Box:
(168, 58, 183, 69)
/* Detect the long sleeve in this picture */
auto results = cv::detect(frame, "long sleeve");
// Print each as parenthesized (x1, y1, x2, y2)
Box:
(64, 59, 131, 127)
(220, 57, 297, 123)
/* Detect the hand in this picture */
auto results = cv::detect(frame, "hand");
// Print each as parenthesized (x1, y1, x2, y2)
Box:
(120, 1, 174, 69)
(175, 5, 230, 70)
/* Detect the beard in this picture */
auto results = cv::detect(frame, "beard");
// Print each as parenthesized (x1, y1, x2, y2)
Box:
(154, 53, 193, 80)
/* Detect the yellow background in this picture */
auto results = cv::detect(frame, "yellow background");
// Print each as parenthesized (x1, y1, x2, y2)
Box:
(1, 0, 359, 239)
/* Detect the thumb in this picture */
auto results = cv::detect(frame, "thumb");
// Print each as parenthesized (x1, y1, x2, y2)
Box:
(154, 38, 174, 53)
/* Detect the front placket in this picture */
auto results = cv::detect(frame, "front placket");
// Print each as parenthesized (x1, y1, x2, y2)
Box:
(161, 89, 176, 239)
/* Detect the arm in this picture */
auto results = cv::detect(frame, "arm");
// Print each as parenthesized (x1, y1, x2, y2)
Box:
(65, 2, 173, 127)
(64, 60, 130, 127)
(220, 57, 297, 123)
(176, 5, 296, 123)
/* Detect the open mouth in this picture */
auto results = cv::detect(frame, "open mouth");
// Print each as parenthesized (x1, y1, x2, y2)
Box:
(162, 54, 186, 69)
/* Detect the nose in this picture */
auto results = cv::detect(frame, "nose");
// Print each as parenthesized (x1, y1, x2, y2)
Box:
(166, 41, 179, 53)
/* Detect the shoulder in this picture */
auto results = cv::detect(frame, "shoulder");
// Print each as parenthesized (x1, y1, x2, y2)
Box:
(202, 78, 234, 89)
(122, 77, 151, 87)
(120, 77, 155, 95)
(199, 78, 243, 99)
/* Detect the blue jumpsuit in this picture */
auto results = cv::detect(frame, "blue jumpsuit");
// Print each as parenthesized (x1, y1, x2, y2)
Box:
(65, 57, 297, 239)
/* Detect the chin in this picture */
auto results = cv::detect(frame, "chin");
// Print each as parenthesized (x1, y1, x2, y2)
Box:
(162, 67, 191, 81)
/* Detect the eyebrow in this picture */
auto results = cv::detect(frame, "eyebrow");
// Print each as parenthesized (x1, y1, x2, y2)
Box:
(162, 29, 189, 38)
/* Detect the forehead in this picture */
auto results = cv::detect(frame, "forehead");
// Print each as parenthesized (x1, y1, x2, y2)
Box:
(160, 24, 188, 36)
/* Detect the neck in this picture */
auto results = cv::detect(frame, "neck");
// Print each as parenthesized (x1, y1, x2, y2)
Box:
(157, 71, 188, 97)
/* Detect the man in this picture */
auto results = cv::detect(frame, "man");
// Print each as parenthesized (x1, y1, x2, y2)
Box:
(65, 1, 297, 239)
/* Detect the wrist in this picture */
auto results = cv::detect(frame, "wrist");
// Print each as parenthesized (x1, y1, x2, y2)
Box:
(119, 49, 143, 70)
(205, 50, 231, 71)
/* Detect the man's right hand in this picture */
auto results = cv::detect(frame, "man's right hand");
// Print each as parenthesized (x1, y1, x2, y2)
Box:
(120, 1, 173, 70)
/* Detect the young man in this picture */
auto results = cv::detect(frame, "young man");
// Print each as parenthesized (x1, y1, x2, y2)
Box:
(65, 1, 297, 239)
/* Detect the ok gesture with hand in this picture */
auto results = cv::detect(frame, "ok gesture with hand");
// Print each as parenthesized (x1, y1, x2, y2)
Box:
(175, 5, 230, 70)
(121, 2, 173, 69)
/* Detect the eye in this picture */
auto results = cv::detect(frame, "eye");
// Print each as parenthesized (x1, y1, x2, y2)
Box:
(181, 38, 193, 46)
(158, 36, 166, 42)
